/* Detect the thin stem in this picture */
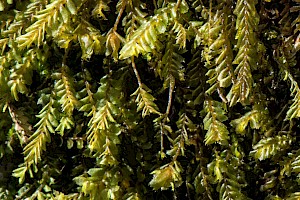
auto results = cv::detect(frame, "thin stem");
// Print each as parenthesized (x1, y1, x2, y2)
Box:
(217, 87, 228, 103)
(175, 0, 182, 11)
(131, 56, 142, 87)
(166, 78, 175, 115)
(62, 48, 69, 66)
(30, 183, 46, 200)
(153, 0, 157, 10)
(173, 134, 184, 162)
(113, 0, 126, 31)
(160, 123, 165, 158)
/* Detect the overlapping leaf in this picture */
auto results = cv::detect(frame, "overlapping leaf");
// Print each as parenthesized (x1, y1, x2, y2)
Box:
(251, 135, 293, 161)
(149, 161, 183, 190)
(119, 2, 188, 59)
(203, 100, 229, 145)
(131, 84, 161, 117)
(207, 150, 248, 200)
(228, 0, 259, 106)
(13, 93, 59, 183)
(16, 0, 80, 49)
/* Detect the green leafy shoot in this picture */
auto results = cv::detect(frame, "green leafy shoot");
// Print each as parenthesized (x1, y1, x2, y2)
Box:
(131, 84, 161, 117)
(13, 94, 59, 183)
(119, 1, 188, 59)
(283, 70, 300, 120)
(231, 104, 269, 135)
(227, 0, 260, 105)
(250, 135, 293, 161)
(16, 0, 80, 49)
(203, 100, 229, 145)
(54, 65, 79, 116)
(149, 161, 183, 190)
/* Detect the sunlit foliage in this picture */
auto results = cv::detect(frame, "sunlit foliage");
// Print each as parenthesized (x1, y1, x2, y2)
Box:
(0, 0, 300, 199)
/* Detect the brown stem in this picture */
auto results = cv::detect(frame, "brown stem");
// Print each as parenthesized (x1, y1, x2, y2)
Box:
(131, 56, 142, 87)
(160, 123, 165, 157)
(166, 77, 175, 115)
(217, 87, 228, 103)
(175, 0, 182, 11)
(113, 0, 126, 31)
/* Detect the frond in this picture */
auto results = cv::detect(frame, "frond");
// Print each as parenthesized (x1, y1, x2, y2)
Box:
(87, 100, 118, 152)
(91, 101, 116, 131)
(176, 113, 198, 144)
(13, 93, 59, 183)
(276, 55, 300, 120)
(15, 0, 75, 49)
(77, 75, 124, 200)
(7, 48, 43, 101)
(259, 169, 277, 192)
(227, 0, 259, 105)
(122, 0, 147, 37)
(74, 166, 123, 199)
(4, 0, 300, 198)
(51, 18, 105, 58)
(285, 73, 300, 120)
(1, 0, 45, 41)
(149, 161, 183, 190)
(198, 3, 235, 96)
(86, 75, 121, 153)
(185, 50, 206, 107)
(219, 180, 249, 200)
(79, 80, 97, 117)
(25, 95, 59, 164)
(276, 36, 297, 68)
(172, 20, 187, 49)
(291, 153, 300, 174)
(119, 1, 188, 59)
(273, 33, 300, 120)
(166, 113, 198, 159)
(160, 38, 185, 89)
(131, 84, 161, 117)
(203, 99, 229, 145)
(208, 150, 248, 199)
(250, 135, 293, 161)
(280, 150, 300, 177)
(97, 125, 120, 166)
(230, 104, 270, 135)
(54, 65, 79, 116)
(55, 116, 74, 136)
(193, 166, 213, 199)
(119, 5, 172, 59)
(15, 0, 81, 50)
(52, 22, 76, 49)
